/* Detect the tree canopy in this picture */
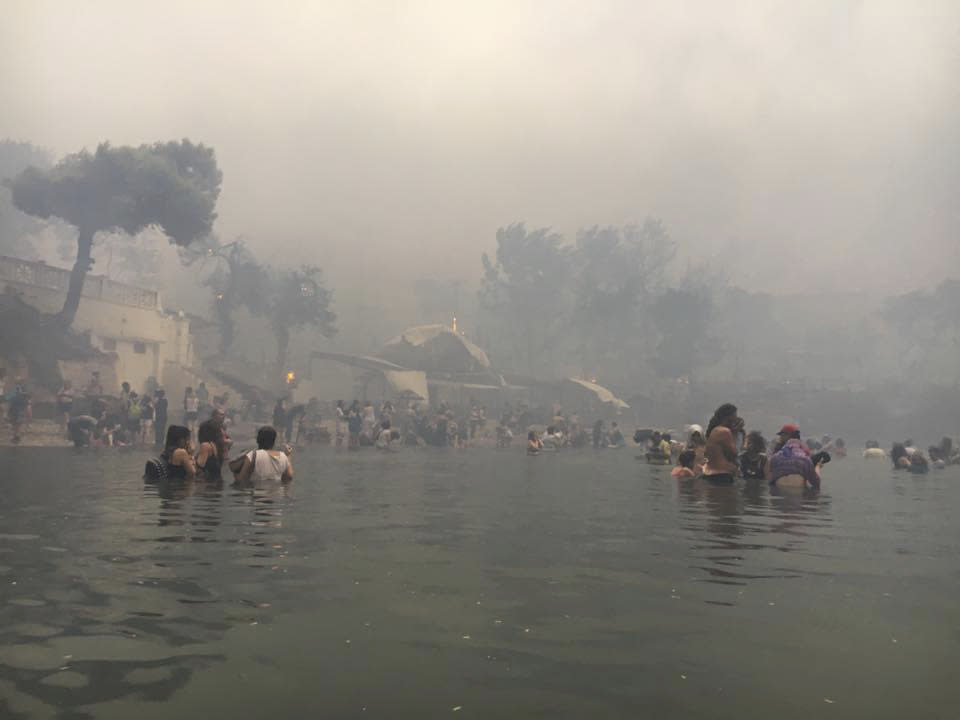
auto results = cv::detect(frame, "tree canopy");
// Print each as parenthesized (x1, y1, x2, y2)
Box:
(11, 140, 221, 242)
(265, 265, 337, 379)
(9, 140, 221, 325)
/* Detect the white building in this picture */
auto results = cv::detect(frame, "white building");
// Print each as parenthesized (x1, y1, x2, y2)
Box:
(0, 254, 195, 394)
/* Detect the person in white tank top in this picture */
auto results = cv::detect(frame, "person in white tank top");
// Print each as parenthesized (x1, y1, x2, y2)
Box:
(235, 426, 294, 486)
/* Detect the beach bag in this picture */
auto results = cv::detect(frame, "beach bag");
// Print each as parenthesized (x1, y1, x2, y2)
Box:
(144, 457, 168, 483)
(228, 449, 255, 475)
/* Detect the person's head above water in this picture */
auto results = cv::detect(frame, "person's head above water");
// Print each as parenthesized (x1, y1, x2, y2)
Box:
(707, 404, 739, 437)
(197, 419, 219, 446)
(164, 425, 190, 451)
(746, 430, 766, 453)
(677, 448, 696, 469)
(257, 426, 278, 450)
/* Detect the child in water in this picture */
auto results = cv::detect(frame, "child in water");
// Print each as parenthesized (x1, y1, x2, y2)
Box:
(671, 449, 698, 478)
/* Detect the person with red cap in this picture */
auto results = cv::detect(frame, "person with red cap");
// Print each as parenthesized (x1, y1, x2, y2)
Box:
(767, 424, 825, 490)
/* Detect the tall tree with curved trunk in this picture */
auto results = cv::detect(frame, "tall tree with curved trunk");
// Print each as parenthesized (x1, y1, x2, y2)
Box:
(8, 140, 221, 327)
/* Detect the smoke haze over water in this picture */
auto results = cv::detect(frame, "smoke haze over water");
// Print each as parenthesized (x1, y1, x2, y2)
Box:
(1, 0, 957, 298)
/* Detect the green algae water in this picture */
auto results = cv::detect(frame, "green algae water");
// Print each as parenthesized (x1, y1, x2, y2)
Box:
(0, 448, 958, 719)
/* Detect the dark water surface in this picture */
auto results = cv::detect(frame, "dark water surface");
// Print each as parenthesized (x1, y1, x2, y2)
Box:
(0, 448, 958, 719)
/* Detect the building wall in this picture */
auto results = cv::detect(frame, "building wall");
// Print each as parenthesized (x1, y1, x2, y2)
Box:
(0, 255, 194, 394)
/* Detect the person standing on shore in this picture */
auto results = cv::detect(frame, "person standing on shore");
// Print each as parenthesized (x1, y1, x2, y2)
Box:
(56, 379, 74, 430)
(335, 400, 346, 447)
(140, 393, 154, 445)
(183, 387, 199, 438)
(154, 389, 168, 448)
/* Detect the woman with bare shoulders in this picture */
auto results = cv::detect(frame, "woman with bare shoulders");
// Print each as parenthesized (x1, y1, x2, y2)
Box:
(702, 403, 743, 485)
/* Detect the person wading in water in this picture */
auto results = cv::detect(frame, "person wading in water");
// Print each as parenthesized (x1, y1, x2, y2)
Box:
(702, 403, 743, 485)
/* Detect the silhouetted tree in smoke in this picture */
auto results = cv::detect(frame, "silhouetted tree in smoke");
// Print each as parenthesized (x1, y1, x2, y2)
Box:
(480, 223, 573, 376)
(883, 279, 960, 380)
(265, 265, 336, 380)
(200, 239, 270, 354)
(651, 287, 716, 380)
(569, 219, 674, 380)
(8, 140, 221, 327)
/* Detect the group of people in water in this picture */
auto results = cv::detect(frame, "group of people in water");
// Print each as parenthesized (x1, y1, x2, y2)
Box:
(525, 402, 958, 489)
(885, 437, 959, 473)
(536, 403, 829, 490)
(146, 413, 294, 487)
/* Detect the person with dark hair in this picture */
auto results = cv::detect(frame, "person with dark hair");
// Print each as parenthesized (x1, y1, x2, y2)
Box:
(672, 449, 698, 478)
(139, 393, 154, 445)
(145, 425, 195, 481)
(272, 398, 287, 439)
(154, 389, 168, 447)
(347, 407, 363, 449)
(702, 404, 742, 484)
(592, 420, 605, 449)
(687, 429, 707, 466)
(527, 430, 542, 455)
(56, 379, 74, 429)
(608, 422, 625, 448)
(833, 438, 847, 458)
(195, 419, 224, 480)
(235, 426, 293, 485)
(209, 406, 232, 457)
(705, 404, 741, 445)
(67, 414, 98, 447)
(740, 431, 768, 480)
(891, 443, 910, 469)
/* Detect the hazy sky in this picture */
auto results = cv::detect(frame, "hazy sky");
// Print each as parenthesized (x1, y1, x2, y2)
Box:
(2, 0, 957, 298)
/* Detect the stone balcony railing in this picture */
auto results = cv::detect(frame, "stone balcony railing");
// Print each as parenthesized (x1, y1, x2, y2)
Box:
(0, 254, 158, 310)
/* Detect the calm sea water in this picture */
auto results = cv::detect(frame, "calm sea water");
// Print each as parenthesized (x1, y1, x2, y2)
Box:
(0, 447, 957, 719)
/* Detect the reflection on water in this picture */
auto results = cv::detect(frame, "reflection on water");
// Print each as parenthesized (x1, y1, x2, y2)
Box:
(0, 448, 958, 718)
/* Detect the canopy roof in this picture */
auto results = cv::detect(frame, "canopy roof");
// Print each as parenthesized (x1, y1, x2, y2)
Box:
(381, 324, 491, 373)
(311, 351, 407, 373)
(565, 378, 630, 409)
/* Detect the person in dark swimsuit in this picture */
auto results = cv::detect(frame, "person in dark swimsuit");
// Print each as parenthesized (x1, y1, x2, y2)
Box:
(195, 419, 224, 481)
(150, 425, 195, 481)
